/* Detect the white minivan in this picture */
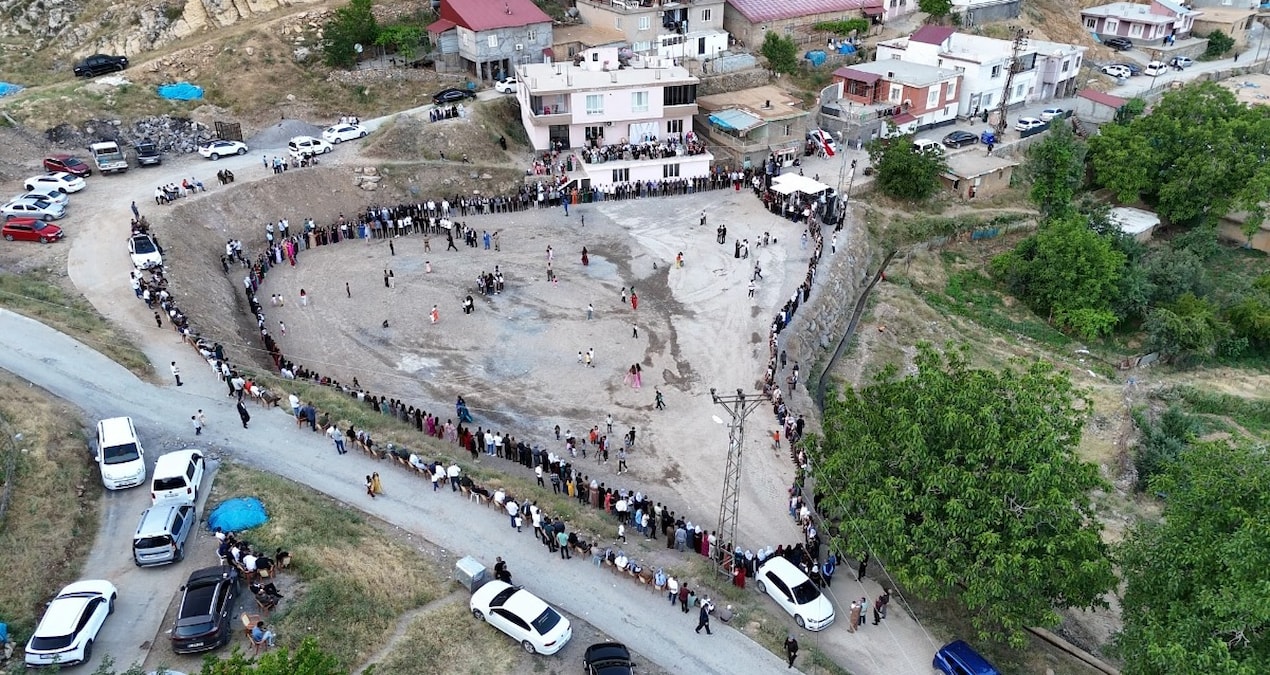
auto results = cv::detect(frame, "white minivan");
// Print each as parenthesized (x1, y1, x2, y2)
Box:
(95, 416, 146, 490)
(151, 449, 206, 506)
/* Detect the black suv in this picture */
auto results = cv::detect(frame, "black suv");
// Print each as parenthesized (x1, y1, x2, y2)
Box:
(1103, 37, 1134, 51)
(135, 140, 162, 166)
(171, 566, 239, 654)
(432, 87, 475, 105)
(585, 642, 636, 675)
(74, 54, 129, 77)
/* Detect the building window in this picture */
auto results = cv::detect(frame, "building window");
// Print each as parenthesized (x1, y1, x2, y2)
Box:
(613, 168, 630, 183)
(634, 41, 652, 52)
(592, 52, 600, 61)
(982, 93, 994, 107)
(946, 79, 957, 99)
(667, 119, 683, 134)
(615, 17, 622, 29)
(527, 29, 538, 42)
(663, 84, 697, 106)
(1130, 23, 1143, 37)
(890, 53, 901, 60)
(991, 65, 1002, 78)
(701, 8, 712, 21)
(1061, 60, 1069, 72)
(663, 163, 680, 178)
(1085, 17, 1097, 29)
(488, 35, 498, 48)
(586, 126, 605, 142)
(1105, 19, 1118, 32)
(639, 16, 651, 31)
(586, 94, 604, 115)
(1014, 83, 1024, 98)
(783, 124, 792, 136)
(927, 87, 939, 107)
(632, 91, 650, 113)
(888, 84, 903, 103)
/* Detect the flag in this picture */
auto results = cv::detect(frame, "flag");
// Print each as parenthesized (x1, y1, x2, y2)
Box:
(817, 131, 835, 157)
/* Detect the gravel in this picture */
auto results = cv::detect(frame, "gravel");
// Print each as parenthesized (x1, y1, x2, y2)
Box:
(246, 119, 326, 150)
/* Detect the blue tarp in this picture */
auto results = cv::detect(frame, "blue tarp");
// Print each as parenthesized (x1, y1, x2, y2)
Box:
(157, 82, 204, 101)
(208, 496, 268, 533)
(805, 50, 827, 67)
(0, 82, 24, 97)
(837, 44, 857, 55)
(708, 108, 763, 132)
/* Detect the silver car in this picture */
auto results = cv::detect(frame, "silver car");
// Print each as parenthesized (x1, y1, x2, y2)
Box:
(2, 196, 66, 221)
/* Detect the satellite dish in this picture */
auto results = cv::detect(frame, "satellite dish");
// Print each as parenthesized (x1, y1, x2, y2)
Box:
(711, 415, 724, 425)
(354, 43, 364, 53)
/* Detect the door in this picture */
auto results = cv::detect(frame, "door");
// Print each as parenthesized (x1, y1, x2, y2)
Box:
(698, 37, 706, 55)
(548, 125, 570, 148)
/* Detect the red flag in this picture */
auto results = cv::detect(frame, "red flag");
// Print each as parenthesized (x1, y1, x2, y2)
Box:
(817, 131, 835, 157)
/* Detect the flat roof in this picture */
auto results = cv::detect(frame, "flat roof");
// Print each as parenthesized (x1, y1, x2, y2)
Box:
(1081, 2, 1177, 24)
(519, 62, 697, 93)
(1193, 6, 1256, 21)
(1219, 73, 1270, 106)
(696, 86, 806, 120)
(944, 153, 1019, 179)
(552, 23, 627, 48)
(842, 60, 960, 87)
(727, 0, 868, 23)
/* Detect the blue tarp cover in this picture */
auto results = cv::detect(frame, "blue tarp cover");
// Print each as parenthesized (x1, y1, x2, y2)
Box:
(208, 496, 268, 533)
(157, 82, 204, 101)
(0, 82, 24, 97)
(708, 108, 763, 132)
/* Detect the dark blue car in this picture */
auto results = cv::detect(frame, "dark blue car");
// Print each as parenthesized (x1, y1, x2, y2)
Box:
(934, 640, 1000, 675)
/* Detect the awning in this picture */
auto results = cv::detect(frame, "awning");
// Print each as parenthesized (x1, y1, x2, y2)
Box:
(835, 67, 880, 85)
(862, 6, 884, 15)
(771, 173, 832, 196)
(708, 108, 764, 132)
(427, 18, 456, 34)
(892, 112, 917, 124)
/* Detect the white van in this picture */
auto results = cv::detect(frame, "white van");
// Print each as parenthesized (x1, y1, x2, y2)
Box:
(151, 449, 206, 506)
(912, 138, 944, 154)
(1143, 61, 1169, 77)
(94, 417, 146, 490)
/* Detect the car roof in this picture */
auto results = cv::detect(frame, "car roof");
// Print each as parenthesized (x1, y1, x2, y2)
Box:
(474, 580, 549, 617)
(760, 555, 810, 582)
(186, 565, 236, 587)
(37, 581, 113, 635)
(585, 642, 632, 662)
(4, 217, 41, 227)
(154, 448, 201, 472)
(939, 640, 999, 674)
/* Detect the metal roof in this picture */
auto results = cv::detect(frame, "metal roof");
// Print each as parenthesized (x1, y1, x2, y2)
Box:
(708, 108, 764, 132)
(440, 0, 552, 32)
(910, 25, 955, 45)
(727, 0, 868, 23)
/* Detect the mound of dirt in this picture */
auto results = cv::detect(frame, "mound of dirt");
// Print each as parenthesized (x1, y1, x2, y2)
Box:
(0, 127, 52, 184)
(362, 112, 508, 163)
(247, 119, 326, 149)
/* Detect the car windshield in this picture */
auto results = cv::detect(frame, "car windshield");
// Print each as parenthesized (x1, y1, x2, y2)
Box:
(174, 618, 215, 638)
(102, 441, 141, 465)
(791, 579, 823, 605)
(29, 634, 74, 651)
(530, 607, 562, 634)
(32, 221, 52, 231)
(133, 237, 157, 254)
(136, 535, 173, 549)
(154, 477, 185, 491)
(25, 198, 51, 208)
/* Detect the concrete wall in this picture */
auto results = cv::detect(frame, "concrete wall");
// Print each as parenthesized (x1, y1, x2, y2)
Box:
(724, 7, 873, 49)
(957, 0, 1022, 26)
(696, 67, 773, 96)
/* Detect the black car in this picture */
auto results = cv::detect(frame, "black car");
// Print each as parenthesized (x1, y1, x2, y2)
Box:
(941, 130, 978, 148)
(1103, 37, 1134, 51)
(585, 642, 636, 675)
(171, 566, 239, 654)
(73, 54, 129, 78)
(432, 87, 475, 105)
(135, 140, 162, 166)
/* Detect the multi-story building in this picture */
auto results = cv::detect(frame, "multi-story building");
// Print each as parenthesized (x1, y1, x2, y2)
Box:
(694, 85, 811, 167)
(427, 0, 553, 81)
(573, 0, 730, 60)
(1080, 1, 1200, 46)
(831, 60, 962, 139)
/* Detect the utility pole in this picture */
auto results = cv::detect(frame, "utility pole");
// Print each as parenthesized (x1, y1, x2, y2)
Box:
(993, 26, 1031, 138)
(711, 388, 769, 577)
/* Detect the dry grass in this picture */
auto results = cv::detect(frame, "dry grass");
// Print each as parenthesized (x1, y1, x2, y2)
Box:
(370, 598, 521, 675)
(362, 112, 508, 163)
(0, 373, 100, 638)
(208, 463, 444, 669)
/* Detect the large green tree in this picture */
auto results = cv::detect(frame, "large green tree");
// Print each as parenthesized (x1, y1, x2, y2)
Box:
(1144, 293, 1227, 359)
(811, 344, 1116, 647)
(760, 32, 798, 75)
(323, 0, 379, 69)
(866, 134, 948, 201)
(1088, 83, 1270, 230)
(919, 0, 954, 19)
(1022, 122, 1087, 219)
(1117, 442, 1270, 674)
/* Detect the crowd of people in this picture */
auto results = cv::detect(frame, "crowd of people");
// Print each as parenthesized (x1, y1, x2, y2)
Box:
(577, 133, 708, 165)
(153, 177, 206, 204)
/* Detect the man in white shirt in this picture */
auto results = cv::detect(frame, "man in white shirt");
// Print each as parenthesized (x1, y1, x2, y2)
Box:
(447, 463, 461, 491)
(493, 488, 506, 506)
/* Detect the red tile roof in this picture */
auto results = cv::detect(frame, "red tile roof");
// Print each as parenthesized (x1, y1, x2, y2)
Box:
(427, 18, 457, 34)
(440, 0, 551, 32)
(728, 0, 868, 23)
(1077, 88, 1127, 108)
(910, 25, 955, 45)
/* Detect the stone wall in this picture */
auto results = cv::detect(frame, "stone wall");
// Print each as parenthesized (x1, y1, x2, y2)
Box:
(696, 67, 771, 96)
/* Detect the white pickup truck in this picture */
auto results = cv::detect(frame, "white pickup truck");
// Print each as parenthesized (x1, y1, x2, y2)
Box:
(90, 141, 129, 174)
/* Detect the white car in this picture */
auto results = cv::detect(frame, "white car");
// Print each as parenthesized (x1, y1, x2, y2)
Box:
(1039, 107, 1065, 122)
(1143, 61, 1169, 77)
(288, 135, 333, 156)
(25, 580, 118, 668)
(756, 556, 836, 631)
(198, 140, 248, 160)
(150, 448, 206, 506)
(25, 172, 86, 194)
(321, 123, 368, 144)
(2, 196, 65, 221)
(18, 189, 69, 208)
(1100, 64, 1131, 79)
(494, 77, 519, 94)
(129, 232, 163, 269)
(1014, 117, 1046, 132)
(470, 580, 572, 655)
(807, 128, 839, 154)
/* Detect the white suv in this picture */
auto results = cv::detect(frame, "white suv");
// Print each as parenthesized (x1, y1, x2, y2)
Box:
(94, 417, 146, 490)
(288, 135, 332, 158)
(151, 448, 206, 506)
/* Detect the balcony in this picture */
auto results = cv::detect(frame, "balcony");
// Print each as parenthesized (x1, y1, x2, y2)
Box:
(528, 96, 572, 125)
(664, 102, 699, 117)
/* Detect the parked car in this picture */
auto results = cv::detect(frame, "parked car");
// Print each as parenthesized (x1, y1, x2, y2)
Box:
(584, 642, 635, 675)
(133, 503, 196, 566)
(432, 87, 475, 105)
(494, 77, 519, 94)
(18, 189, 69, 208)
(2, 218, 63, 243)
(287, 135, 333, 156)
(135, 140, 163, 166)
(43, 154, 93, 177)
(1170, 56, 1194, 68)
(2, 196, 65, 221)
(171, 567, 239, 654)
(1014, 117, 1046, 132)
(1144, 61, 1170, 77)
(1104, 37, 1134, 51)
(807, 128, 839, 154)
(933, 640, 1001, 675)
(129, 232, 163, 270)
(321, 123, 368, 144)
(24, 580, 117, 668)
(470, 580, 572, 655)
(756, 556, 835, 631)
(942, 130, 979, 148)
(25, 172, 86, 194)
(1112, 62, 1143, 75)
(1039, 107, 1065, 122)
(198, 140, 248, 160)
(151, 448, 206, 506)
(912, 137, 944, 154)
(1100, 64, 1131, 79)
(74, 53, 129, 77)
(94, 416, 146, 490)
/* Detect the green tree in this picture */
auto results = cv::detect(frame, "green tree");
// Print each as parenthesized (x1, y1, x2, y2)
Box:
(865, 134, 948, 201)
(200, 638, 345, 675)
(1022, 122, 1087, 219)
(991, 214, 1126, 338)
(1204, 29, 1235, 58)
(323, 0, 379, 69)
(1225, 293, 1270, 350)
(374, 24, 426, 62)
(1117, 442, 1270, 674)
(1144, 293, 1227, 359)
(813, 19, 869, 36)
(919, 0, 954, 18)
(761, 32, 799, 74)
(1143, 246, 1211, 306)
(811, 344, 1115, 647)
(1130, 404, 1198, 491)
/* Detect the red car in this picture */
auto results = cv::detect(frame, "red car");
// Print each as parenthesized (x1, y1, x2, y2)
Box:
(2, 217, 64, 243)
(43, 154, 93, 177)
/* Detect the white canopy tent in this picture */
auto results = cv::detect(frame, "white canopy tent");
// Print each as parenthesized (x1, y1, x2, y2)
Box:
(770, 173, 831, 196)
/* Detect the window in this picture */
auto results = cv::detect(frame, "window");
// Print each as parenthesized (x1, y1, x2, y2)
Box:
(990, 64, 1002, 78)
(1085, 17, 1097, 29)
(667, 119, 683, 134)
(1130, 23, 1143, 37)
(615, 17, 622, 29)
(634, 41, 652, 52)
(586, 126, 605, 141)
(1061, 60, 1070, 72)
(663, 84, 697, 106)
(783, 124, 792, 136)
(487, 34, 498, 48)
(1014, 83, 1024, 98)
(639, 16, 651, 31)
(1105, 19, 1118, 32)
(982, 93, 994, 107)
(592, 52, 600, 61)
(663, 163, 680, 178)
(586, 94, 604, 115)
(927, 87, 939, 107)
(612, 168, 630, 183)
(631, 91, 649, 113)
(527, 29, 538, 42)
(890, 53, 902, 60)
(701, 8, 712, 21)
(946, 79, 957, 99)
(888, 84, 903, 103)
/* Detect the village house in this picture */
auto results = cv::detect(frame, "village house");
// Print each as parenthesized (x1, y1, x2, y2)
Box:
(428, 0, 554, 81)
(694, 85, 811, 167)
(826, 60, 962, 142)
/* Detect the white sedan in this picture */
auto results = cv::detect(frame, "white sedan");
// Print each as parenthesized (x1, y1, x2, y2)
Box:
(18, 188, 69, 208)
(25, 172, 86, 194)
(756, 556, 836, 631)
(2, 196, 65, 221)
(1039, 107, 1065, 122)
(288, 135, 333, 156)
(198, 140, 248, 160)
(321, 123, 369, 144)
(129, 232, 163, 269)
(1014, 117, 1046, 132)
(25, 580, 117, 668)
(494, 77, 519, 94)
(470, 580, 572, 655)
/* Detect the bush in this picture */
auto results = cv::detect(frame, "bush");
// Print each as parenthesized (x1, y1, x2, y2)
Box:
(1132, 405, 1197, 492)
(1144, 293, 1227, 359)
(323, 0, 379, 69)
(1204, 30, 1235, 58)
(761, 32, 799, 74)
(813, 19, 870, 36)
